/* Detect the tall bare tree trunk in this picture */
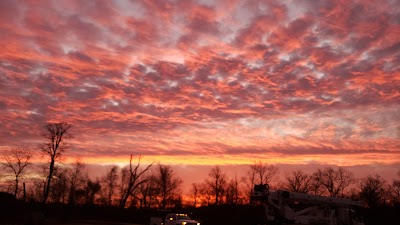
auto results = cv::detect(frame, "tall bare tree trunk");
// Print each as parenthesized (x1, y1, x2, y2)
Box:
(43, 156, 55, 203)
(23, 182, 26, 202)
(40, 122, 72, 204)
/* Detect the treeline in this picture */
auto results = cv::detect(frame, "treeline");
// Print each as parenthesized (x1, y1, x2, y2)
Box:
(1, 122, 400, 210)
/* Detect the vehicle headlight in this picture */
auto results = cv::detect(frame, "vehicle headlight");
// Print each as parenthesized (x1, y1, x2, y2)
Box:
(197, 223, 200, 225)
(181, 222, 186, 225)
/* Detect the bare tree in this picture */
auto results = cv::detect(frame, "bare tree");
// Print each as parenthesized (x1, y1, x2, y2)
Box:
(136, 173, 158, 208)
(243, 167, 257, 204)
(85, 179, 101, 205)
(391, 170, 400, 206)
(41, 122, 72, 203)
(225, 175, 242, 205)
(359, 174, 389, 208)
(207, 166, 227, 205)
(49, 166, 69, 203)
(284, 170, 313, 193)
(199, 182, 213, 206)
(154, 164, 183, 209)
(119, 155, 153, 208)
(30, 178, 45, 202)
(250, 161, 279, 186)
(68, 160, 87, 205)
(1, 146, 32, 198)
(190, 183, 200, 207)
(101, 165, 119, 206)
(312, 167, 356, 197)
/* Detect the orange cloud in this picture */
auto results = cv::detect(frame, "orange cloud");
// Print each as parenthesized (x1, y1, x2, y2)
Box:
(0, 0, 398, 176)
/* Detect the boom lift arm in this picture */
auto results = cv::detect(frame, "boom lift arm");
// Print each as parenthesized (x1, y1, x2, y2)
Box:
(251, 184, 364, 225)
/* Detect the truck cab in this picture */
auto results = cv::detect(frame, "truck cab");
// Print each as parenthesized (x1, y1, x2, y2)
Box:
(164, 213, 200, 225)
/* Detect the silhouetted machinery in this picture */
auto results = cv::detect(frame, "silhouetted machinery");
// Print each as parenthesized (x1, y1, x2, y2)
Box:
(251, 184, 364, 225)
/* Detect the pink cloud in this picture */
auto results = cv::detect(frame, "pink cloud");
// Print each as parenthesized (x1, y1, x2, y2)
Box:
(0, 0, 398, 175)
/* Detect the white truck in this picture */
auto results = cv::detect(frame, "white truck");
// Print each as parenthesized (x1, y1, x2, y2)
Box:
(150, 213, 200, 225)
(252, 184, 364, 225)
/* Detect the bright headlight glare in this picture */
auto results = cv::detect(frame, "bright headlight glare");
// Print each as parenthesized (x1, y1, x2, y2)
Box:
(197, 223, 200, 225)
(181, 222, 186, 225)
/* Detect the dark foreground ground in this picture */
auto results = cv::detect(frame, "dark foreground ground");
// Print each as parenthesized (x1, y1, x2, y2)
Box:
(0, 205, 400, 225)
(2, 204, 266, 225)
(1, 196, 399, 225)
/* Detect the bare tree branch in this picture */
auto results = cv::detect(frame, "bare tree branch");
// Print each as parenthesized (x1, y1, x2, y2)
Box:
(284, 170, 313, 193)
(40, 122, 72, 204)
(1, 146, 32, 198)
(207, 166, 227, 205)
(119, 155, 153, 208)
(312, 167, 355, 197)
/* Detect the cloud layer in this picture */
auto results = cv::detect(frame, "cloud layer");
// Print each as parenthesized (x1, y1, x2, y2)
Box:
(0, 0, 399, 166)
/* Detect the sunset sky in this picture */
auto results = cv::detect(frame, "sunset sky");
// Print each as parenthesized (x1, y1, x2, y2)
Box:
(0, 0, 399, 183)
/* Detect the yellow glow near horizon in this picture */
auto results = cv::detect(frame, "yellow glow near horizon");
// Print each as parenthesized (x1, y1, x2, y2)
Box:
(26, 153, 398, 167)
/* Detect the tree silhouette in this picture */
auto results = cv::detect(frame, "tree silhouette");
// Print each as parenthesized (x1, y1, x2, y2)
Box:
(190, 183, 200, 207)
(312, 167, 355, 197)
(154, 164, 182, 209)
(136, 173, 157, 208)
(68, 160, 87, 205)
(284, 170, 313, 193)
(249, 161, 278, 186)
(85, 179, 101, 205)
(119, 155, 152, 208)
(199, 182, 213, 206)
(41, 122, 72, 203)
(101, 165, 119, 206)
(359, 174, 388, 207)
(392, 170, 400, 206)
(207, 166, 227, 205)
(226, 175, 242, 205)
(1, 146, 32, 198)
(49, 166, 69, 203)
(243, 166, 257, 204)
